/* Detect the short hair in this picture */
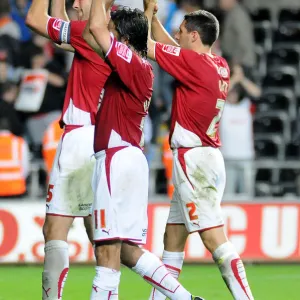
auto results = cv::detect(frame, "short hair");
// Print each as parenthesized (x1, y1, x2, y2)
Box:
(184, 10, 219, 47)
(111, 7, 148, 58)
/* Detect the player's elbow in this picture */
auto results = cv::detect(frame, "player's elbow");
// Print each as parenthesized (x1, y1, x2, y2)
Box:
(89, 22, 106, 38)
(25, 11, 35, 29)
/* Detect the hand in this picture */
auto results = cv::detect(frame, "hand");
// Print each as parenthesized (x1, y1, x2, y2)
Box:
(231, 65, 244, 83)
(143, 0, 158, 12)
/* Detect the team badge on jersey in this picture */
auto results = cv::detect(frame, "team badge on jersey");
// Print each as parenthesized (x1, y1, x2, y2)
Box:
(116, 42, 133, 63)
(218, 67, 229, 79)
(162, 45, 181, 56)
(52, 19, 63, 31)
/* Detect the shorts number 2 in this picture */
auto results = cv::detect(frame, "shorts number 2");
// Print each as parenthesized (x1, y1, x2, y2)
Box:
(186, 203, 198, 221)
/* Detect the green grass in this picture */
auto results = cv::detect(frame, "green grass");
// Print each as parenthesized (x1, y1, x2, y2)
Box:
(0, 265, 299, 299)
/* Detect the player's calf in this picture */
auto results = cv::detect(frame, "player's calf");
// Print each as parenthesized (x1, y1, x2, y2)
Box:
(42, 240, 69, 300)
(121, 243, 202, 300)
(90, 241, 121, 300)
(200, 228, 254, 300)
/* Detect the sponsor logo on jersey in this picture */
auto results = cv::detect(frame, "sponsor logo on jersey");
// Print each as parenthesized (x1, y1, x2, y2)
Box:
(162, 45, 181, 56)
(116, 42, 133, 63)
(218, 67, 229, 78)
(52, 19, 63, 31)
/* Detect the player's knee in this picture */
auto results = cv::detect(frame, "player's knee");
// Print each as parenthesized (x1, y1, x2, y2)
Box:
(95, 241, 121, 264)
(42, 218, 69, 242)
(200, 227, 227, 254)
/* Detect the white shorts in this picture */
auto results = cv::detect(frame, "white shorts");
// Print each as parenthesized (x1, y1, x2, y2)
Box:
(92, 146, 148, 244)
(46, 125, 95, 217)
(167, 147, 226, 233)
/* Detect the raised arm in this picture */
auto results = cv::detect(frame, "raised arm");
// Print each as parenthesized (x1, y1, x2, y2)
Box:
(83, 0, 113, 57)
(50, 0, 70, 22)
(143, 0, 158, 60)
(50, 0, 75, 52)
(25, 0, 50, 38)
(84, 0, 114, 55)
(151, 15, 179, 46)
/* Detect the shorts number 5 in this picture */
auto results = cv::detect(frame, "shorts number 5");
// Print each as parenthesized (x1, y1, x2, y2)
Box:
(46, 184, 54, 203)
(186, 203, 198, 221)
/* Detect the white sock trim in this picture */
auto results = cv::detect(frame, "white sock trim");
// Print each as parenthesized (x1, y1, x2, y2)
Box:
(212, 241, 235, 261)
(162, 250, 185, 259)
(133, 251, 160, 277)
(45, 240, 68, 252)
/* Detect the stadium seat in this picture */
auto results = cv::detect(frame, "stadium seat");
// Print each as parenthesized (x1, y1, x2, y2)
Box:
(278, 9, 300, 24)
(256, 168, 273, 182)
(266, 47, 300, 71)
(279, 169, 299, 183)
(254, 135, 285, 159)
(262, 67, 297, 91)
(274, 23, 300, 46)
(254, 111, 291, 141)
(250, 8, 272, 23)
(257, 88, 296, 119)
(254, 23, 272, 51)
(285, 142, 300, 159)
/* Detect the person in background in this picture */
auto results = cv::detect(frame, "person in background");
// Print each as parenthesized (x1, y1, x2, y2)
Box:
(25, 46, 66, 155)
(0, 116, 30, 198)
(220, 64, 261, 199)
(161, 119, 174, 199)
(170, 0, 203, 37)
(42, 117, 63, 176)
(0, 0, 21, 39)
(0, 82, 23, 136)
(10, 0, 32, 42)
(219, 0, 255, 76)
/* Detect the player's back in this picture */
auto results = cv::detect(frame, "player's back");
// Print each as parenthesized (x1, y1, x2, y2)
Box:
(155, 44, 230, 149)
(47, 19, 111, 126)
(94, 35, 153, 153)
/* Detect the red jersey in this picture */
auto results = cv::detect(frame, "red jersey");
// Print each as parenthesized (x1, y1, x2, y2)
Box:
(47, 18, 111, 125)
(155, 43, 230, 148)
(94, 34, 153, 152)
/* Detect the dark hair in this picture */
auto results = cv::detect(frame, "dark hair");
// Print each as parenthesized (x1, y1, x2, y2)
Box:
(184, 10, 219, 47)
(111, 7, 148, 58)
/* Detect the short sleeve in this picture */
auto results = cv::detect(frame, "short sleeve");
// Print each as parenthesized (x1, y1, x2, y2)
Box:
(47, 17, 71, 44)
(155, 43, 194, 86)
(105, 34, 146, 94)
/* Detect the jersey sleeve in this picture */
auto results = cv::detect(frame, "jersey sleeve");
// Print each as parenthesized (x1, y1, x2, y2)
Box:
(47, 17, 71, 44)
(105, 34, 142, 94)
(154, 43, 194, 86)
(47, 19, 92, 54)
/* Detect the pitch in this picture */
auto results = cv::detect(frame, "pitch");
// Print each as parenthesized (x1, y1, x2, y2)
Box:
(0, 264, 299, 299)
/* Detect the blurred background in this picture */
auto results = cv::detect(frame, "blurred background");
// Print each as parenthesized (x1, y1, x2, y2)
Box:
(1, 0, 300, 278)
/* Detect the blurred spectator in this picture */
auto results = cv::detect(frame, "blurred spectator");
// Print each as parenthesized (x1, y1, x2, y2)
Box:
(0, 82, 23, 136)
(10, 0, 32, 42)
(170, 0, 203, 36)
(42, 117, 63, 176)
(162, 122, 174, 199)
(220, 65, 261, 199)
(219, 0, 256, 75)
(0, 0, 21, 39)
(22, 46, 66, 154)
(0, 116, 30, 198)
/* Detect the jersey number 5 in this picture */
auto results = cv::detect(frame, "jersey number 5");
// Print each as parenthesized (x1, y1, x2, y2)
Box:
(206, 99, 225, 140)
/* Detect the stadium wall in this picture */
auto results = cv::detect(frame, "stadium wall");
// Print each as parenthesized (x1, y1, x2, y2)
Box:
(0, 202, 299, 263)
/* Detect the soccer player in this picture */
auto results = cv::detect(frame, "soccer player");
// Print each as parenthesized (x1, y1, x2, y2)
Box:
(83, 0, 204, 299)
(26, 0, 111, 299)
(144, 1, 254, 300)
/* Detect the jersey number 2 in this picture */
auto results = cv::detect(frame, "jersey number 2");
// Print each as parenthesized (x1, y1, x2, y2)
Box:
(206, 99, 225, 140)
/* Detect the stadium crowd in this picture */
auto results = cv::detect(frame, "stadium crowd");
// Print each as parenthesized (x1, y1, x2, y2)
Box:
(0, 0, 300, 199)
